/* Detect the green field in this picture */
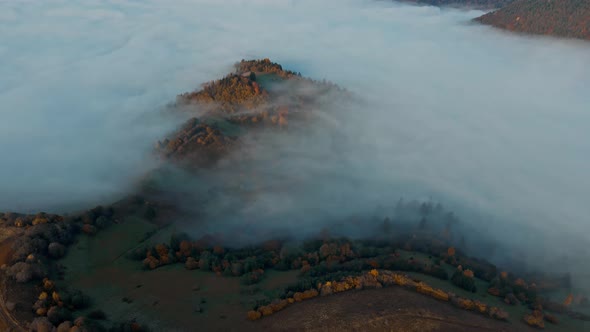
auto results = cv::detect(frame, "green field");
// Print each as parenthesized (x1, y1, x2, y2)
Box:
(57, 218, 298, 331)
(55, 220, 589, 331)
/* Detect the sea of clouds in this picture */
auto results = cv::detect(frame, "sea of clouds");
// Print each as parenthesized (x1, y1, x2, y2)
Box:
(1, 0, 590, 285)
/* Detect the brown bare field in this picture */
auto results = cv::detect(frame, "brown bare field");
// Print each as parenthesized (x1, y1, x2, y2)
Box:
(254, 287, 528, 332)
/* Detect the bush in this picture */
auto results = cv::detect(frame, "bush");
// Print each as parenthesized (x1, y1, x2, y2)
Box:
(199, 251, 211, 271)
(143, 205, 156, 220)
(170, 233, 192, 251)
(278, 245, 303, 267)
(240, 270, 265, 285)
(185, 257, 198, 270)
(47, 306, 72, 325)
(274, 261, 290, 271)
(243, 257, 262, 273)
(231, 262, 244, 276)
(88, 310, 107, 320)
(48, 242, 66, 259)
(30, 317, 54, 332)
(428, 265, 449, 280)
(95, 216, 112, 229)
(451, 269, 477, 293)
(6, 262, 45, 283)
(65, 290, 91, 310)
(82, 210, 97, 225)
(11, 239, 35, 262)
(109, 320, 151, 332)
(82, 224, 97, 235)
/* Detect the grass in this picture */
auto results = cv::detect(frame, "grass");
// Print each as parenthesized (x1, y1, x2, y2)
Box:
(55, 224, 589, 331)
(56, 219, 299, 330)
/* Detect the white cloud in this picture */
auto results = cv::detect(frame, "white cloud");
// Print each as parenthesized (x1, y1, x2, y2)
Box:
(1, 0, 590, 285)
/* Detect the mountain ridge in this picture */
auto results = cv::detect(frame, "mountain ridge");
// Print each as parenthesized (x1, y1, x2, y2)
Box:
(474, 0, 590, 41)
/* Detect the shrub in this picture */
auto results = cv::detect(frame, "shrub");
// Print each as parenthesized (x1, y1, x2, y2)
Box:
(199, 251, 211, 271)
(65, 290, 91, 310)
(82, 224, 97, 235)
(88, 310, 107, 320)
(185, 257, 198, 270)
(95, 216, 112, 229)
(240, 270, 265, 285)
(428, 265, 449, 280)
(7, 262, 45, 283)
(47, 306, 72, 325)
(143, 205, 156, 220)
(30, 317, 54, 332)
(170, 233, 192, 251)
(243, 257, 262, 273)
(48, 242, 66, 259)
(231, 262, 244, 276)
(451, 268, 477, 293)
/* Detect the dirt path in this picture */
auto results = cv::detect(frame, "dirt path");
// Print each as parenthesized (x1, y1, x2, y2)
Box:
(0, 279, 25, 332)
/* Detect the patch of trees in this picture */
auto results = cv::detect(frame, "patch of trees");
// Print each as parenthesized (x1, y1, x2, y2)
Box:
(251, 270, 509, 321)
(1, 205, 117, 285)
(437, 243, 497, 282)
(0, 205, 141, 332)
(135, 235, 281, 285)
(4, 216, 78, 283)
(136, 229, 455, 288)
(178, 73, 268, 113)
(451, 266, 477, 293)
(27, 278, 153, 332)
(0, 212, 64, 229)
(475, 0, 590, 40)
(487, 272, 538, 304)
(0, 205, 138, 329)
(29, 278, 91, 328)
(234, 58, 301, 79)
(155, 119, 236, 163)
(132, 201, 494, 288)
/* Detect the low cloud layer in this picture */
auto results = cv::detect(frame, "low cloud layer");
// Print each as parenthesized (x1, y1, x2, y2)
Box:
(1, 0, 590, 285)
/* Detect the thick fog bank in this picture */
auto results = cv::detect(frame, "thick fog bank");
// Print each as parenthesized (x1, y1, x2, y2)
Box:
(1, 0, 590, 285)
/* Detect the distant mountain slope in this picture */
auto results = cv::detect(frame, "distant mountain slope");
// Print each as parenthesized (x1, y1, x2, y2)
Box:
(401, 0, 514, 9)
(475, 0, 590, 40)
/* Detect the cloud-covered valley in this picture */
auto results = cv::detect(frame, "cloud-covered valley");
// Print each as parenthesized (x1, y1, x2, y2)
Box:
(1, 0, 590, 286)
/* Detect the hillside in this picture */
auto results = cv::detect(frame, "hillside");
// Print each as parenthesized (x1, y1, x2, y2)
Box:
(475, 0, 590, 40)
(401, 0, 514, 9)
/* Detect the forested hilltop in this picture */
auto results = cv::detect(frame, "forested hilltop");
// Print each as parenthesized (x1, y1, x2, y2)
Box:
(475, 0, 590, 41)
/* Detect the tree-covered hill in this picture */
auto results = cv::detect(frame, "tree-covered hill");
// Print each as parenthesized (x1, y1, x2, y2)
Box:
(400, 0, 514, 9)
(474, 0, 590, 41)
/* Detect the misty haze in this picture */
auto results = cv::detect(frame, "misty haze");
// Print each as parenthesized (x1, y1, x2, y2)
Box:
(1, 0, 589, 331)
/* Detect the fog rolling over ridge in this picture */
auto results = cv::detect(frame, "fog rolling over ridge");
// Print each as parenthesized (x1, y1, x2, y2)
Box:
(1, 0, 590, 285)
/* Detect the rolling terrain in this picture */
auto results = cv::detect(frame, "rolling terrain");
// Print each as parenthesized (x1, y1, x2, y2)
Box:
(1, 60, 589, 331)
(475, 0, 590, 40)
